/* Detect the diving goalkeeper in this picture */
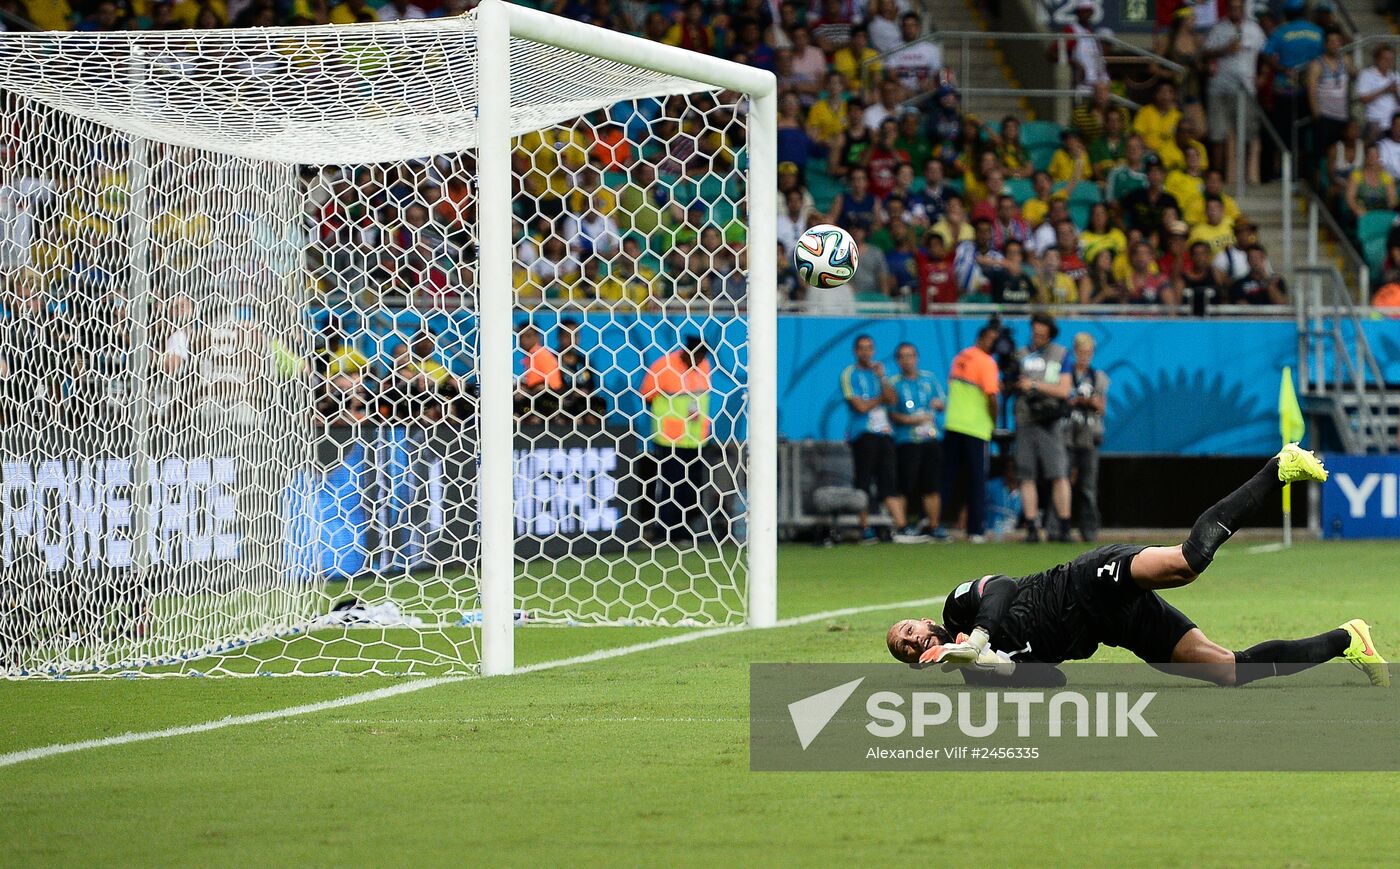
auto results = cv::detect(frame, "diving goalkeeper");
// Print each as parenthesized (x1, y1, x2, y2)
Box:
(886, 445, 1390, 687)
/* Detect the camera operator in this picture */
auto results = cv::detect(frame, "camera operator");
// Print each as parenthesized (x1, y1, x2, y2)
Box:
(1066, 332, 1110, 542)
(1012, 313, 1074, 543)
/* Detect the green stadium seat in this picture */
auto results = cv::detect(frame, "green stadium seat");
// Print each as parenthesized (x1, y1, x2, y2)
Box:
(1004, 177, 1035, 204)
(1067, 182, 1102, 204)
(1028, 143, 1059, 172)
(1069, 201, 1092, 230)
(1020, 120, 1062, 150)
(1365, 236, 1387, 279)
(1358, 210, 1396, 245)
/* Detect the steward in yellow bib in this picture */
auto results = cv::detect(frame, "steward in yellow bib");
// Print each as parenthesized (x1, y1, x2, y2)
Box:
(641, 336, 712, 539)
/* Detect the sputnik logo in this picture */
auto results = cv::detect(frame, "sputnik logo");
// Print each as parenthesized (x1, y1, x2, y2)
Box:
(787, 677, 865, 750)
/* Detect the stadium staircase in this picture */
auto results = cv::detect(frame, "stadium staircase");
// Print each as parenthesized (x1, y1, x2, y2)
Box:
(1295, 265, 1397, 454)
(936, 0, 1032, 122)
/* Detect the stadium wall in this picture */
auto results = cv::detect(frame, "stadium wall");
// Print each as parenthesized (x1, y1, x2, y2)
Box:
(314, 309, 1400, 456)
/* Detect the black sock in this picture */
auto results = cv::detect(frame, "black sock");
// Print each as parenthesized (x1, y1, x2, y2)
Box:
(1233, 629, 1350, 685)
(1182, 457, 1282, 574)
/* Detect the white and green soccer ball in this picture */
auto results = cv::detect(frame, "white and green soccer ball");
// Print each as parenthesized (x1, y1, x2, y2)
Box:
(794, 223, 859, 289)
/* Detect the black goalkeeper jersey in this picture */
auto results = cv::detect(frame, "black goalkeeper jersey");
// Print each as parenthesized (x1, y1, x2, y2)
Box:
(940, 545, 1148, 664)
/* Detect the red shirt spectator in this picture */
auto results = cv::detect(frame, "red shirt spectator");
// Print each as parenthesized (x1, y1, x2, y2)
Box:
(864, 118, 909, 199)
(920, 235, 958, 309)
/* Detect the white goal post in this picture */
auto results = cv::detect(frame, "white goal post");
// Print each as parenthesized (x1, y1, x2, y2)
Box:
(0, 1, 776, 679)
(473, 0, 778, 675)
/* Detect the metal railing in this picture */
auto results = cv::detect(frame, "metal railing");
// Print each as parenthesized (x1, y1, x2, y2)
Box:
(1343, 33, 1400, 70)
(1294, 263, 1392, 453)
(862, 30, 1181, 118)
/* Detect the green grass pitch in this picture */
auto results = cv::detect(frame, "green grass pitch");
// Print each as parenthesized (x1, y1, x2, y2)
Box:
(2, 540, 1398, 866)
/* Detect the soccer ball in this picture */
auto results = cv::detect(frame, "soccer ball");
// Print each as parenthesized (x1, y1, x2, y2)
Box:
(794, 223, 859, 289)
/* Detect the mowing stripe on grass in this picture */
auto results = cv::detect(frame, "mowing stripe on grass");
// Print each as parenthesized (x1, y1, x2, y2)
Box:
(0, 595, 944, 770)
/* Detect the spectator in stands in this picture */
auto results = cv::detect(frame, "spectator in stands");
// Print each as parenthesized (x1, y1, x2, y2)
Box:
(807, 73, 852, 148)
(777, 94, 821, 175)
(1133, 82, 1183, 156)
(811, 0, 857, 51)
(777, 188, 814, 256)
(1261, 0, 1323, 182)
(1229, 244, 1288, 305)
(832, 24, 879, 93)
(1081, 202, 1128, 265)
(884, 221, 926, 300)
(378, 0, 426, 20)
(316, 373, 372, 427)
(788, 27, 829, 101)
(1013, 313, 1074, 543)
(1127, 239, 1173, 303)
(1065, 332, 1109, 542)
(886, 166, 921, 217)
(886, 13, 942, 94)
(865, 118, 909, 199)
(930, 193, 974, 249)
(1187, 194, 1236, 258)
(827, 102, 872, 178)
(1071, 81, 1128, 145)
(1105, 134, 1150, 200)
(515, 324, 562, 424)
(991, 194, 1030, 251)
(889, 341, 947, 541)
(330, 0, 377, 25)
(1200, 0, 1265, 180)
(941, 323, 1001, 543)
(1180, 240, 1224, 315)
(1121, 154, 1180, 237)
(1328, 119, 1366, 204)
(386, 333, 458, 425)
(1028, 198, 1070, 257)
(1048, 129, 1094, 186)
(1159, 219, 1193, 285)
(895, 111, 933, 177)
(1061, 0, 1110, 93)
(1214, 215, 1260, 282)
(840, 335, 906, 543)
(1379, 113, 1400, 179)
(643, 335, 712, 541)
(1344, 143, 1397, 219)
(1357, 46, 1400, 143)
(1153, 6, 1205, 134)
(1305, 28, 1352, 180)
(556, 318, 603, 426)
(993, 116, 1034, 179)
(911, 158, 949, 224)
(848, 222, 895, 302)
(563, 192, 621, 261)
(987, 239, 1036, 304)
(1089, 106, 1129, 178)
(868, 0, 904, 54)
(828, 167, 882, 228)
(1021, 170, 1057, 229)
(919, 231, 957, 309)
(926, 84, 963, 144)
(665, 1, 714, 53)
(864, 79, 905, 130)
(1158, 118, 1208, 172)
(1166, 145, 1207, 220)
(1033, 247, 1081, 304)
(1086, 249, 1129, 303)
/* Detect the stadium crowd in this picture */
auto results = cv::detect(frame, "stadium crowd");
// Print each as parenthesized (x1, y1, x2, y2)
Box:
(8, 0, 1333, 320)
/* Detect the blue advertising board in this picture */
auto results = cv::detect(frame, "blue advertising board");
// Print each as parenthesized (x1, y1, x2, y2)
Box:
(1320, 455, 1400, 539)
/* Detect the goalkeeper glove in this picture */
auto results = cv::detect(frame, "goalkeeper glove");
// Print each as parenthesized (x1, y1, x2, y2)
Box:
(913, 628, 1016, 677)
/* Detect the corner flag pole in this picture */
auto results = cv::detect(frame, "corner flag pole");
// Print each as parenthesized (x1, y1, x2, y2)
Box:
(1279, 366, 1305, 547)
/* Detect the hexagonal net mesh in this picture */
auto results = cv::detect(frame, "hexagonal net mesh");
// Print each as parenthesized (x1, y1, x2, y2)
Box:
(0, 18, 758, 678)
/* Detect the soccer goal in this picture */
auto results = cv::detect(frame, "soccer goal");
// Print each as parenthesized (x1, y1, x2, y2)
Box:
(0, 1, 776, 678)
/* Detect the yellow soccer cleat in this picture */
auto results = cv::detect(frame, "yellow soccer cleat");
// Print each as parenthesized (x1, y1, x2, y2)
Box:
(1276, 443, 1328, 483)
(1340, 619, 1390, 687)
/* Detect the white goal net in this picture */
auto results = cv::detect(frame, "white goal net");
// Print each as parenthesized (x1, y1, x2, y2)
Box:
(0, 5, 776, 678)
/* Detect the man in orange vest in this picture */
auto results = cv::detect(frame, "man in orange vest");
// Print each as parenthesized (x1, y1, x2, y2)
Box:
(641, 335, 712, 540)
(516, 324, 563, 425)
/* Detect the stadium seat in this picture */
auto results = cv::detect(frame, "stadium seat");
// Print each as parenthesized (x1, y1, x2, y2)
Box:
(1069, 201, 1092, 230)
(1365, 236, 1387, 279)
(1028, 144, 1059, 173)
(1358, 210, 1396, 245)
(1004, 177, 1035, 204)
(1067, 182, 1102, 204)
(1020, 120, 1062, 150)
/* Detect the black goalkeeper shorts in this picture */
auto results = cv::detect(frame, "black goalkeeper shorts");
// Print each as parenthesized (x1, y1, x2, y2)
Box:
(1071, 544, 1198, 664)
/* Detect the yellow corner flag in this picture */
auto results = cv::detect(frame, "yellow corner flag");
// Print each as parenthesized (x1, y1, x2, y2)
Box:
(1279, 366, 1305, 543)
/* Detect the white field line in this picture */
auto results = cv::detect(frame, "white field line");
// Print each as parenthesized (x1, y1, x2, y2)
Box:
(1244, 542, 1289, 554)
(0, 595, 943, 770)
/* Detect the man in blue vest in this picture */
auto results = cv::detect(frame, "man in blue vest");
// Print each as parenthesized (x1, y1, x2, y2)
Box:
(889, 342, 947, 542)
(840, 334, 907, 543)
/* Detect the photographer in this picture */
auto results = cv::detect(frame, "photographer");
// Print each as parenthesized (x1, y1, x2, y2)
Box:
(1066, 332, 1110, 542)
(1013, 313, 1074, 543)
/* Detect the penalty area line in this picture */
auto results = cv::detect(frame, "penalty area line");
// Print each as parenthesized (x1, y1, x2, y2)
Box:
(0, 595, 944, 770)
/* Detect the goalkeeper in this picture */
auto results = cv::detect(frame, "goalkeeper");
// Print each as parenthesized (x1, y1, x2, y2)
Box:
(885, 445, 1390, 688)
